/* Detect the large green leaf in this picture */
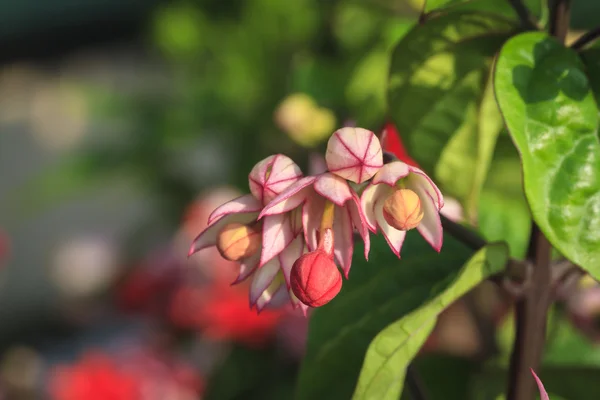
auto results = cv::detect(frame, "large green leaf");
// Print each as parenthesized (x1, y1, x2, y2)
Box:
(423, 0, 543, 22)
(388, 11, 514, 217)
(353, 243, 509, 400)
(296, 231, 476, 399)
(494, 32, 600, 278)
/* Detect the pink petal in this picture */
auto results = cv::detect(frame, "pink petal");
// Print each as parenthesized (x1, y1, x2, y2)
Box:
(349, 190, 371, 260)
(530, 369, 549, 400)
(314, 173, 353, 207)
(333, 205, 354, 278)
(260, 214, 295, 267)
(308, 152, 328, 175)
(249, 259, 281, 305)
(189, 212, 258, 256)
(372, 161, 411, 187)
(325, 127, 383, 183)
(374, 197, 407, 258)
(248, 155, 275, 205)
(360, 183, 389, 232)
(264, 154, 304, 203)
(279, 235, 305, 288)
(408, 165, 444, 210)
(207, 194, 263, 225)
(231, 253, 260, 284)
(302, 195, 325, 251)
(414, 190, 443, 252)
(258, 176, 316, 218)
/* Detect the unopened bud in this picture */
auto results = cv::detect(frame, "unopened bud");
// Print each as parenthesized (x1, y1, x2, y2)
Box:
(216, 223, 260, 261)
(383, 188, 423, 231)
(290, 250, 342, 308)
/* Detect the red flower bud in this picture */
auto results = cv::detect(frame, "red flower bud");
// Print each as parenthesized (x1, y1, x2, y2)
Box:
(290, 250, 342, 308)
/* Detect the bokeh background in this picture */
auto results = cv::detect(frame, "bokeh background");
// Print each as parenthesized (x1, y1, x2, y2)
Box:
(1, 0, 600, 399)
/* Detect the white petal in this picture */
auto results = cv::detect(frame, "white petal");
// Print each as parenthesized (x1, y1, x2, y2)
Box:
(414, 190, 443, 252)
(279, 235, 305, 287)
(408, 166, 444, 210)
(374, 197, 407, 258)
(207, 194, 263, 225)
(302, 195, 325, 251)
(349, 190, 371, 261)
(260, 214, 294, 267)
(372, 161, 410, 187)
(314, 173, 353, 207)
(255, 273, 287, 311)
(333, 205, 353, 278)
(360, 183, 389, 232)
(249, 259, 281, 305)
(259, 176, 316, 218)
(232, 253, 260, 284)
(189, 212, 258, 256)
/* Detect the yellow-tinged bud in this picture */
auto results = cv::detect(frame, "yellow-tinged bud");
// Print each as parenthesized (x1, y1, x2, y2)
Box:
(383, 189, 423, 231)
(216, 223, 261, 261)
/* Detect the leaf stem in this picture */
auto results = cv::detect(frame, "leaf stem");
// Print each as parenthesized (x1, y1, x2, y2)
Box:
(505, 0, 538, 30)
(571, 26, 600, 50)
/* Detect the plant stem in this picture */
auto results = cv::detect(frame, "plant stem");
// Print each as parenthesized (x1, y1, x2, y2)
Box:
(505, 0, 538, 30)
(439, 215, 486, 251)
(549, 0, 572, 43)
(506, 224, 553, 400)
(406, 366, 429, 400)
(571, 26, 600, 50)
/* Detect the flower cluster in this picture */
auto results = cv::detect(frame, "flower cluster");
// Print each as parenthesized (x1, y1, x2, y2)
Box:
(189, 127, 445, 311)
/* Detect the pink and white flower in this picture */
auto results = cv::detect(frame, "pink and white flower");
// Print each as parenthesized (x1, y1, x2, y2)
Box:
(360, 161, 444, 256)
(188, 154, 308, 312)
(258, 172, 370, 278)
(325, 127, 383, 184)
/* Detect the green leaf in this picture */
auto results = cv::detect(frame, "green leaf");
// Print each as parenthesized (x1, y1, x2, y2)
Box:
(295, 231, 475, 400)
(423, 0, 465, 13)
(478, 135, 531, 258)
(388, 11, 514, 217)
(581, 46, 600, 103)
(494, 32, 600, 278)
(435, 69, 504, 219)
(423, 0, 542, 21)
(353, 243, 509, 400)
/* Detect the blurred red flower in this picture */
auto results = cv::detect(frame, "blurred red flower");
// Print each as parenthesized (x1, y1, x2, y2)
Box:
(380, 122, 420, 168)
(49, 352, 140, 400)
(169, 281, 285, 348)
(48, 350, 204, 400)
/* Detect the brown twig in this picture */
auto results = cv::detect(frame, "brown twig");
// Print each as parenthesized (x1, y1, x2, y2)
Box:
(571, 26, 600, 50)
(505, 0, 538, 30)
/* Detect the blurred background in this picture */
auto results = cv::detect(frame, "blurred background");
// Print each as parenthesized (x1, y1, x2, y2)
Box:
(0, 0, 600, 399)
